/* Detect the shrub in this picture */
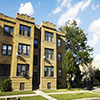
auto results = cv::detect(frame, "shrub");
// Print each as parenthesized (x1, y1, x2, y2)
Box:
(0, 78, 12, 92)
(67, 82, 71, 90)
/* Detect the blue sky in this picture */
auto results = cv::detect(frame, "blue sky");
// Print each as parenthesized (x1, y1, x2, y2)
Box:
(0, 0, 100, 61)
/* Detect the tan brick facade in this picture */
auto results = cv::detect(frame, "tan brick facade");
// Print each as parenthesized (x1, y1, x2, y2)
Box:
(0, 13, 66, 91)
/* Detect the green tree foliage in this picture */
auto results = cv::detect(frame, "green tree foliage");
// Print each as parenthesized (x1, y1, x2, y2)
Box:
(60, 20, 93, 67)
(94, 69, 100, 86)
(60, 20, 93, 85)
(0, 78, 12, 92)
(63, 49, 76, 88)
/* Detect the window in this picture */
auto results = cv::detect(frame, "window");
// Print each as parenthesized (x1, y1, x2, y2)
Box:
(20, 83, 25, 90)
(44, 66, 54, 77)
(19, 25, 31, 37)
(0, 64, 10, 76)
(47, 82, 51, 89)
(58, 38, 61, 47)
(45, 48, 54, 59)
(58, 53, 62, 62)
(58, 69, 62, 77)
(2, 44, 12, 56)
(45, 31, 53, 42)
(17, 64, 29, 77)
(18, 44, 30, 56)
(4, 25, 13, 36)
(34, 55, 38, 65)
(34, 39, 38, 49)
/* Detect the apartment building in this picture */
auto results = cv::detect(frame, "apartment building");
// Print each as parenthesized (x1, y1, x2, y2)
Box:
(0, 13, 66, 91)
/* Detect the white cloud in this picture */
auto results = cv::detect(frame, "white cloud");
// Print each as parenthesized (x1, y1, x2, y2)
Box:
(58, 0, 61, 3)
(18, 2, 34, 16)
(94, 54, 100, 61)
(61, 0, 71, 7)
(92, 4, 99, 11)
(52, 6, 62, 14)
(88, 18, 100, 47)
(58, 0, 91, 26)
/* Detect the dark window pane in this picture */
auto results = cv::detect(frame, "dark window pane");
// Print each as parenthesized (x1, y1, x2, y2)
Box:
(2, 45, 7, 55)
(4, 26, 13, 36)
(22, 45, 26, 55)
(17, 64, 21, 76)
(28, 27, 31, 36)
(18, 44, 30, 56)
(4, 26, 9, 36)
(27, 46, 30, 55)
(24, 26, 27, 36)
(17, 64, 29, 77)
(47, 82, 51, 89)
(44, 66, 54, 77)
(8, 45, 12, 55)
(9, 27, 13, 36)
(45, 48, 54, 59)
(34, 39, 38, 49)
(20, 83, 24, 90)
(58, 53, 62, 62)
(0, 64, 10, 76)
(58, 39, 61, 47)
(18, 44, 22, 54)
(45, 31, 53, 42)
(20, 25, 23, 35)
(19, 25, 31, 37)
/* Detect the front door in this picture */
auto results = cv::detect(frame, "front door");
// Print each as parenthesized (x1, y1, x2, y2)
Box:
(33, 72, 38, 90)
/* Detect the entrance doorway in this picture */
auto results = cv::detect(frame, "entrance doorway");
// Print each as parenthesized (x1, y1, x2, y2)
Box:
(33, 72, 39, 90)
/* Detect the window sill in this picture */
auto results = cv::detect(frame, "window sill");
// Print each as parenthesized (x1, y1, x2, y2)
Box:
(19, 34, 31, 38)
(14, 76, 30, 79)
(2, 54, 12, 56)
(18, 54, 30, 58)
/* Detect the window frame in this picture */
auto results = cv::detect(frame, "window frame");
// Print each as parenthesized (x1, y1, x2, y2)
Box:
(58, 38, 62, 47)
(17, 64, 29, 77)
(4, 25, 13, 37)
(45, 48, 54, 60)
(58, 52, 62, 62)
(18, 43, 30, 56)
(44, 66, 54, 77)
(2, 44, 12, 56)
(34, 39, 38, 49)
(19, 24, 31, 37)
(45, 31, 54, 42)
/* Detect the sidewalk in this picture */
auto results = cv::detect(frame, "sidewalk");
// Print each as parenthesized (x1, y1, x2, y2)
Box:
(34, 90, 57, 100)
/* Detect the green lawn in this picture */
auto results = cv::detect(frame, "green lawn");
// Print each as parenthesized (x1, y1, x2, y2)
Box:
(0, 96, 48, 100)
(50, 93, 100, 100)
(0, 99, 5, 100)
(19, 96, 48, 100)
(0, 91, 35, 96)
(42, 88, 86, 93)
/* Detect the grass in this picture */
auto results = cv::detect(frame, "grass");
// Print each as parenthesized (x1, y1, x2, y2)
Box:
(0, 91, 35, 96)
(42, 88, 86, 93)
(0, 99, 5, 100)
(0, 96, 48, 100)
(19, 96, 48, 100)
(50, 93, 100, 100)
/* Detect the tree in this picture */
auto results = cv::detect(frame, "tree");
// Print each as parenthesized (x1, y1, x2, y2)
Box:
(94, 69, 100, 86)
(60, 20, 93, 84)
(63, 49, 76, 89)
